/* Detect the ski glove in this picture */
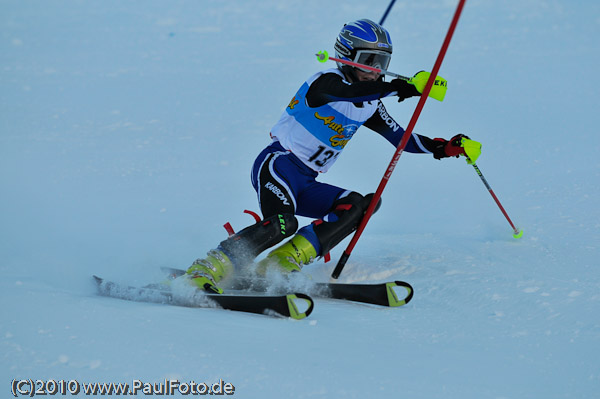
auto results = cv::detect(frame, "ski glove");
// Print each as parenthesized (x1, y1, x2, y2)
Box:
(390, 78, 421, 102)
(432, 134, 470, 160)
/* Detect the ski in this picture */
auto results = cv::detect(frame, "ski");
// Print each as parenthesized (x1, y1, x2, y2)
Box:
(92, 276, 314, 320)
(313, 280, 413, 307)
(161, 267, 413, 307)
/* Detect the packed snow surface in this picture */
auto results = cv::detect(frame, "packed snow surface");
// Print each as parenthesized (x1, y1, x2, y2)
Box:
(1, 1, 599, 398)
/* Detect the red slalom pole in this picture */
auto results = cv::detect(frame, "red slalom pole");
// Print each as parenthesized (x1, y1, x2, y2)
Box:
(332, 0, 468, 279)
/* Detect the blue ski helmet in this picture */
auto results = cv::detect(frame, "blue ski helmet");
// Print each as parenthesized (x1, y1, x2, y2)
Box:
(334, 19, 393, 74)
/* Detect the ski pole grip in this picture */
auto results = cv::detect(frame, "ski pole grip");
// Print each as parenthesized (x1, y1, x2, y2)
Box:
(332, 252, 350, 279)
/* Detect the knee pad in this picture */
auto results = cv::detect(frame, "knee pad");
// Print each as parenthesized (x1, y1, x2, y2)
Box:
(312, 192, 382, 255)
(219, 213, 298, 264)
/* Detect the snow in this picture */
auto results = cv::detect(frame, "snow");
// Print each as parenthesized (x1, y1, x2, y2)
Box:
(1, 0, 599, 398)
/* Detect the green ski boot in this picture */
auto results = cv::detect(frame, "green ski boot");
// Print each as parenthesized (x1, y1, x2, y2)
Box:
(185, 249, 233, 294)
(257, 234, 317, 275)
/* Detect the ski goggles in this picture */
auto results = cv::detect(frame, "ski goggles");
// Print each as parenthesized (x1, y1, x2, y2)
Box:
(354, 50, 391, 72)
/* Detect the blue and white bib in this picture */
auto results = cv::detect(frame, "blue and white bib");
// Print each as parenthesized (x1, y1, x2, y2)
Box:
(270, 69, 379, 173)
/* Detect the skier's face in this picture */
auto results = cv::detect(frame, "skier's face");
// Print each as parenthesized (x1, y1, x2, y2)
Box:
(355, 68, 379, 81)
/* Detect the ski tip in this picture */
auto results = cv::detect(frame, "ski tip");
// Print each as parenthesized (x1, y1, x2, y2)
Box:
(286, 293, 315, 319)
(160, 266, 186, 278)
(386, 281, 414, 307)
(91, 275, 113, 297)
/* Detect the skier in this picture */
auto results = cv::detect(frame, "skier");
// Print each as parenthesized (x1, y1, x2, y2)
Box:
(183, 19, 474, 293)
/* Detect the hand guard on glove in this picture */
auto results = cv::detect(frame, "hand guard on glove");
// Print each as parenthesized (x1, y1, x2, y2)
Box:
(432, 134, 470, 160)
(409, 71, 447, 101)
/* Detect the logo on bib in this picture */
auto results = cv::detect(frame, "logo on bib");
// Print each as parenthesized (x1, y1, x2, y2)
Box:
(329, 124, 358, 148)
(287, 96, 299, 110)
(315, 112, 344, 134)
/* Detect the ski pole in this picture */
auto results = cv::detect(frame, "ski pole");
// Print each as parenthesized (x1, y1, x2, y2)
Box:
(331, 0, 468, 279)
(469, 160, 523, 239)
(316, 52, 447, 102)
(316, 51, 409, 80)
(379, 0, 397, 25)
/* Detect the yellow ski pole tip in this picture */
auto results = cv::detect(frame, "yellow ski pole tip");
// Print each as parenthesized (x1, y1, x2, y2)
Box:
(513, 229, 524, 239)
(316, 50, 329, 63)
